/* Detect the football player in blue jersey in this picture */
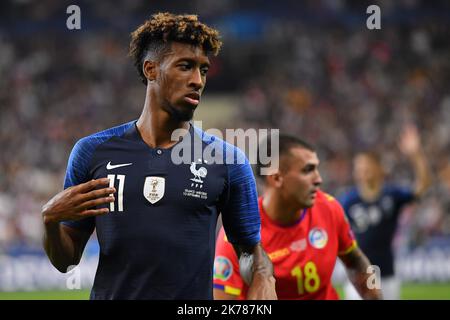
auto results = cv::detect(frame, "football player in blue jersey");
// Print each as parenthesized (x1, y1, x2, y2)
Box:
(41, 12, 276, 300)
(339, 124, 431, 299)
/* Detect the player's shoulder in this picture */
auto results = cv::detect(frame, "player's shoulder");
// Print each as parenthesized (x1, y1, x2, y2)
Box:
(383, 183, 412, 195)
(314, 190, 348, 224)
(75, 120, 135, 151)
(192, 124, 249, 166)
(337, 186, 360, 205)
(316, 190, 343, 211)
(65, 121, 136, 186)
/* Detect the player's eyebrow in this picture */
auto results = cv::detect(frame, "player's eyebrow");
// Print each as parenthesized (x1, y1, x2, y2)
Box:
(302, 162, 319, 172)
(175, 57, 210, 68)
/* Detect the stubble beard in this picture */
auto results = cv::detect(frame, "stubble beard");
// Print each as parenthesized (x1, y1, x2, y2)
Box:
(162, 99, 196, 122)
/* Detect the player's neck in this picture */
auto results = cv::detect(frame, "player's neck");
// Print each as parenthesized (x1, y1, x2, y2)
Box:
(358, 181, 382, 202)
(262, 191, 304, 226)
(137, 92, 190, 148)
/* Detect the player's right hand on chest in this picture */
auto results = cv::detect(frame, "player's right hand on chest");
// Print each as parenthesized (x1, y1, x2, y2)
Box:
(42, 178, 115, 224)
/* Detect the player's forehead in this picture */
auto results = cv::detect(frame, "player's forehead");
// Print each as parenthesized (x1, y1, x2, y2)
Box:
(163, 42, 210, 64)
(354, 153, 380, 167)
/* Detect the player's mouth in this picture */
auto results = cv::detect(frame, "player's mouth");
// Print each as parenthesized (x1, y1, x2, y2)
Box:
(184, 92, 200, 106)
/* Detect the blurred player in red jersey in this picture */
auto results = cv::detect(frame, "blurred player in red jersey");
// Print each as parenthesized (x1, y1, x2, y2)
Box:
(213, 135, 382, 300)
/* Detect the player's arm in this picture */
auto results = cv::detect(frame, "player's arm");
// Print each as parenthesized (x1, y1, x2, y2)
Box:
(398, 124, 432, 197)
(232, 243, 277, 300)
(43, 223, 92, 273)
(339, 247, 382, 300)
(220, 148, 277, 299)
(42, 178, 115, 272)
(333, 197, 381, 300)
(213, 289, 238, 300)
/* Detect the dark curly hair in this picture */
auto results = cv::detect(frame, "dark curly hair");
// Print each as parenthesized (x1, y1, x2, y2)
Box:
(129, 12, 222, 85)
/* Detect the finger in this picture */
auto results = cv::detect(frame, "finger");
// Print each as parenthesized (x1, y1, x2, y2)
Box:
(80, 208, 110, 217)
(77, 178, 111, 193)
(78, 196, 115, 210)
(69, 185, 115, 208)
(80, 187, 116, 202)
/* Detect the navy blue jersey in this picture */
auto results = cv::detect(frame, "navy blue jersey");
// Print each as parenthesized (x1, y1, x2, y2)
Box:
(338, 185, 415, 277)
(62, 121, 261, 299)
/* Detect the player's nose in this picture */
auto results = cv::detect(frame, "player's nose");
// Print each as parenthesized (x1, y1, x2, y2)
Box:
(314, 170, 323, 186)
(189, 68, 204, 91)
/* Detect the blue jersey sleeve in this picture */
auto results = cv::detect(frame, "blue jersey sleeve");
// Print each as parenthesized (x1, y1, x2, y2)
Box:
(61, 137, 96, 233)
(389, 185, 416, 207)
(219, 147, 261, 247)
(64, 138, 93, 189)
(60, 121, 134, 232)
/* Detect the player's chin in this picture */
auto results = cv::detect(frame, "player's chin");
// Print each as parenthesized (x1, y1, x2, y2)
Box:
(172, 104, 196, 121)
(303, 197, 316, 208)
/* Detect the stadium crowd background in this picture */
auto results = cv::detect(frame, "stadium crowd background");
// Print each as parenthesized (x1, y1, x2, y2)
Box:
(0, 0, 449, 286)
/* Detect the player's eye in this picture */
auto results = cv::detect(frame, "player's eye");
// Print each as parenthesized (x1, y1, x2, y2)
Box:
(302, 165, 315, 174)
(178, 63, 191, 70)
(200, 67, 209, 76)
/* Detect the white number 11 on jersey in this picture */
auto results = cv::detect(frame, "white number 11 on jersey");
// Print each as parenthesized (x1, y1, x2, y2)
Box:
(107, 174, 125, 212)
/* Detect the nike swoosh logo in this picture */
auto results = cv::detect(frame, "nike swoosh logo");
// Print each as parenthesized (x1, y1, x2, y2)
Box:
(106, 161, 133, 170)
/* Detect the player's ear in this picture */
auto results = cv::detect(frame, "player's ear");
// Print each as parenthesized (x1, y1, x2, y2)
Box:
(267, 172, 283, 188)
(143, 60, 157, 83)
